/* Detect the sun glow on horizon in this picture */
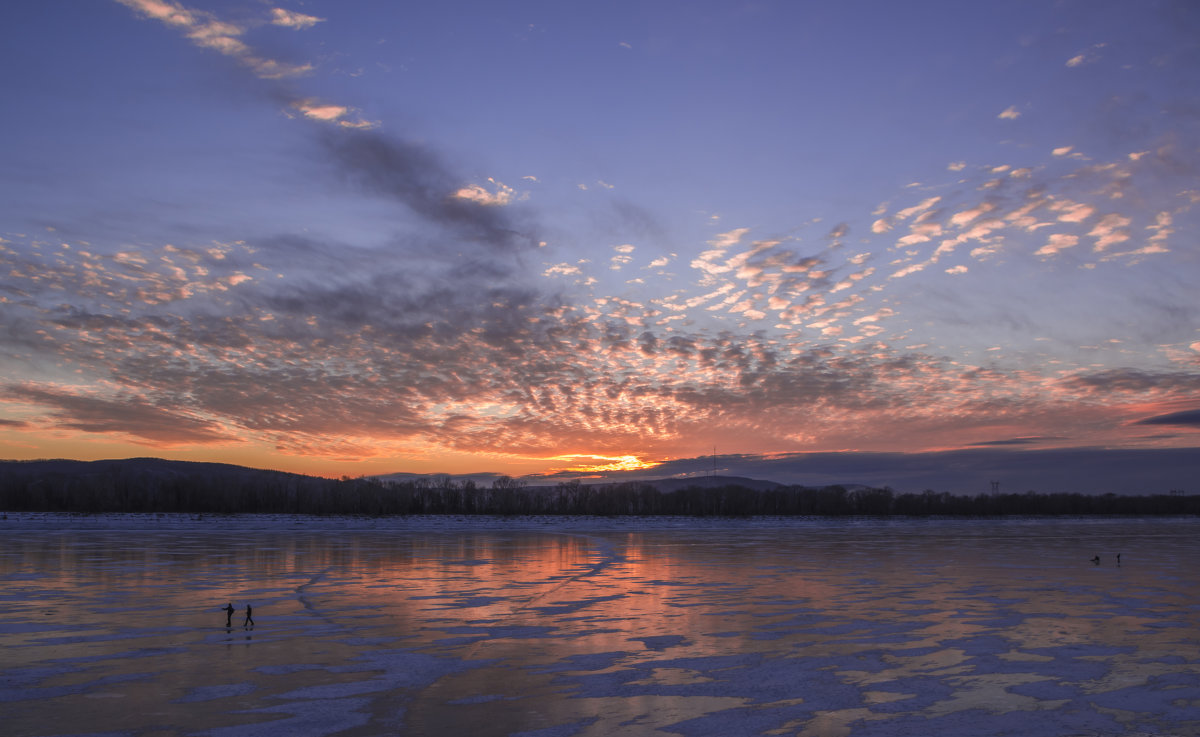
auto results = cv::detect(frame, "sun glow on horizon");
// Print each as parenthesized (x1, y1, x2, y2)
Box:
(548, 454, 660, 474)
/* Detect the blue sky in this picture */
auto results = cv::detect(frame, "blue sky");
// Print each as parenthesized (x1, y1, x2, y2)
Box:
(1, 1, 1198, 484)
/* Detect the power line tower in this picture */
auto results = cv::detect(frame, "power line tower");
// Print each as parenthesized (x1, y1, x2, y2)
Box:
(990, 480, 1000, 495)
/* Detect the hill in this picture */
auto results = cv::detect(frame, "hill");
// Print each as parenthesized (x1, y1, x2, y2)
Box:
(0, 458, 345, 514)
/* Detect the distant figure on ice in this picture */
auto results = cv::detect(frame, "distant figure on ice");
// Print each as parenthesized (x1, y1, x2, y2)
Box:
(1116, 553, 1121, 566)
(222, 602, 235, 628)
(244, 604, 254, 628)
(1090, 555, 1100, 565)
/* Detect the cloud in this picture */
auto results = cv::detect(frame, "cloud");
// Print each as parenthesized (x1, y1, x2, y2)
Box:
(610, 254, 633, 270)
(889, 262, 927, 279)
(270, 8, 323, 29)
(453, 178, 520, 207)
(1059, 368, 1200, 396)
(1035, 233, 1079, 256)
(709, 228, 750, 248)
(998, 106, 1021, 120)
(949, 203, 995, 228)
(319, 128, 537, 253)
(896, 225, 939, 246)
(1147, 211, 1173, 243)
(543, 263, 582, 277)
(116, 0, 313, 78)
(291, 99, 375, 129)
(1065, 43, 1104, 68)
(1049, 199, 1095, 223)
(5, 383, 231, 444)
(5, 216, 1199, 464)
(968, 437, 1055, 446)
(1088, 213, 1131, 251)
(1134, 409, 1200, 427)
(895, 196, 940, 221)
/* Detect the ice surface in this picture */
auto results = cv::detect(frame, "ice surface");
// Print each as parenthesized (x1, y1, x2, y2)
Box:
(1, 514, 1198, 736)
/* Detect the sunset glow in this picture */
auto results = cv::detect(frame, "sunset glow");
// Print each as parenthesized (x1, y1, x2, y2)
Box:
(548, 455, 662, 475)
(1, 1, 1198, 481)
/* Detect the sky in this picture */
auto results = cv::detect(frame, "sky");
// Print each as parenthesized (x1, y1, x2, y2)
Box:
(1, 1, 1198, 489)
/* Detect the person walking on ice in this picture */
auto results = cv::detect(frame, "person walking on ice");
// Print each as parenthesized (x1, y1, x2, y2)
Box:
(244, 604, 254, 628)
(222, 602, 234, 628)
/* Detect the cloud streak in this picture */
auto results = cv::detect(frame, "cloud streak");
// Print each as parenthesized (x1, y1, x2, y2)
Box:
(1134, 409, 1200, 427)
(116, 0, 314, 78)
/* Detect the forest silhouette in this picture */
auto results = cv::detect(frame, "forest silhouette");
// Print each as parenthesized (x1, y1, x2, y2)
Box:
(2, 459, 1196, 517)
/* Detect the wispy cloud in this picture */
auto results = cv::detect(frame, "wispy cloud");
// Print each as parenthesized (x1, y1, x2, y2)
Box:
(1035, 233, 1079, 256)
(453, 178, 521, 207)
(1065, 43, 1105, 68)
(1089, 213, 1131, 251)
(270, 7, 323, 30)
(318, 128, 537, 253)
(1133, 408, 1200, 427)
(291, 99, 375, 129)
(5, 383, 232, 444)
(116, 0, 313, 78)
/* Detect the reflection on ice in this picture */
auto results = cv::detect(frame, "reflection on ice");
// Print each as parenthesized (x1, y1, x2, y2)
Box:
(1, 515, 1199, 736)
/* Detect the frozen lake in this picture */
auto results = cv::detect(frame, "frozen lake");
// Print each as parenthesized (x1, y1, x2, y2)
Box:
(2, 515, 1199, 737)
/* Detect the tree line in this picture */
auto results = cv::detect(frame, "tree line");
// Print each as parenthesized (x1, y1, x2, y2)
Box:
(1, 459, 1196, 516)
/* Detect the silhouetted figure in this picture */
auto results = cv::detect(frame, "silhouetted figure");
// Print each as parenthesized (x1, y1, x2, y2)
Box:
(244, 604, 254, 628)
(222, 602, 234, 628)
(1090, 555, 1100, 565)
(1116, 553, 1121, 566)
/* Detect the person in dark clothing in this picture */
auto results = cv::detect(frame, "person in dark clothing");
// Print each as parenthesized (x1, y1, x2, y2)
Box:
(244, 604, 254, 628)
(222, 602, 235, 628)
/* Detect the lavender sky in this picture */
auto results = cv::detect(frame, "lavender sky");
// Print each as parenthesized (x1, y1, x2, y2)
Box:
(1, 1, 1198, 483)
